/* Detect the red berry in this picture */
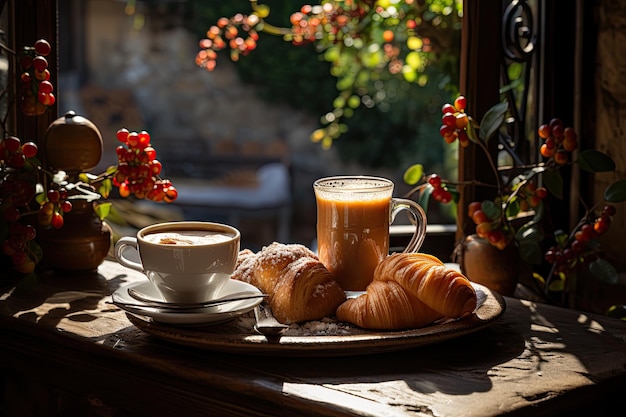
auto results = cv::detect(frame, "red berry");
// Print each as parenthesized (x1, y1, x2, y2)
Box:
(571, 240, 585, 253)
(439, 190, 452, 204)
(553, 150, 569, 165)
(8, 153, 25, 168)
(51, 212, 64, 229)
(21, 142, 38, 158)
(427, 174, 442, 188)
(442, 112, 457, 128)
(455, 113, 469, 129)
(454, 96, 466, 112)
(442, 103, 456, 114)
(144, 146, 157, 161)
(4, 136, 21, 153)
(34, 39, 52, 56)
(552, 124, 564, 139)
(535, 187, 548, 199)
(164, 186, 178, 202)
(22, 224, 36, 241)
(594, 215, 611, 235)
(549, 118, 563, 129)
(475, 222, 491, 238)
(537, 124, 551, 139)
(603, 205, 616, 216)
(467, 201, 482, 218)
(580, 224, 596, 241)
(32, 55, 48, 72)
(126, 132, 140, 148)
(431, 186, 445, 202)
(38, 80, 54, 94)
(47, 189, 60, 203)
(137, 131, 151, 149)
(116, 128, 130, 143)
(439, 124, 454, 137)
(472, 210, 489, 225)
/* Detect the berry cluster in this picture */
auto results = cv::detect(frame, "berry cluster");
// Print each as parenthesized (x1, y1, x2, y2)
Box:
(196, 14, 259, 70)
(538, 118, 578, 165)
(1, 136, 68, 273)
(1, 221, 38, 274)
(467, 201, 511, 250)
(195, 3, 371, 71)
(114, 129, 178, 203)
(0, 135, 38, 169)
(37, 187, 73, 229)
(439, 96, 470, 147)
(544, 204, 617, 276)
(427, 174, 452, 204)
(289, 3, 367, 46)
(466, 181, 549, 250)
(19, 39, 55, 116)
(514, 182, 548, 212)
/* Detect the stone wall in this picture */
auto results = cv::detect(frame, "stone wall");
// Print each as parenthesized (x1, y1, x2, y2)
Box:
(65, 0, 398, 247)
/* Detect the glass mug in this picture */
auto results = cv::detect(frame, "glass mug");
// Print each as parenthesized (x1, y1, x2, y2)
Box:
(314, 176, 427, 291)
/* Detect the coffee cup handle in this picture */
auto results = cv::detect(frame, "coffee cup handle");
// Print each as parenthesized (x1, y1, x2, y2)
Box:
(390, 198, 427, 253)
(114, 236, 144, 273)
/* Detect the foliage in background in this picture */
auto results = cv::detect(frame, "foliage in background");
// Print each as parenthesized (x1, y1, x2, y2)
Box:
(187, 0, 462, 171)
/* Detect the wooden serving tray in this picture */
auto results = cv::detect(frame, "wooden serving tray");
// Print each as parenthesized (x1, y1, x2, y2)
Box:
(128, 283, 505, 357)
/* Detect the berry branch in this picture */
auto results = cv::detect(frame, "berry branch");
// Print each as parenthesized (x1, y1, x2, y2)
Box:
(1, 38, 179, 277)
(404, 95, 626, 303)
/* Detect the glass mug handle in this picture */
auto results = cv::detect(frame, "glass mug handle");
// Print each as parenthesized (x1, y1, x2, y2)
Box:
(114, 236, 144, 273)
(390, 198, 427, 253)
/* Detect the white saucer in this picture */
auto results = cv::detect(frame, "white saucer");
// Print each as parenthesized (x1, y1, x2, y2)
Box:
(112, 279, 263, 326)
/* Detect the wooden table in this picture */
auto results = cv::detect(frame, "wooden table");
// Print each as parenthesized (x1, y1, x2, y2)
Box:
(1, 259, 626, 417)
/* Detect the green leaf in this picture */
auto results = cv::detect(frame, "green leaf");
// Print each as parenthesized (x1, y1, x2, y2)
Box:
(93, 202, 112, 221)
(478, 101, 508, 142)
(418, 184, 433, 211)
(604, 179, 626, 203)
(105, 165, 118, 175)
(466, 118, 479, 143)
(518, 238, 544, 265)
(605, 305, 626, 320)
(481, 200, 501, 220)
(575, 150, 616, 173)
(505, 197, 521, 218)
(448, 187, 461, 204)
(589, 258, 619, 284)
(543, 169, 564, 199)
(553, 229, 568, 246)
(98, 179, 113, 200)
(532, 272, 546, 286)
(516, 222, 544, 242)
(549, 278, 565, 292)
(403, 164, 424, 185)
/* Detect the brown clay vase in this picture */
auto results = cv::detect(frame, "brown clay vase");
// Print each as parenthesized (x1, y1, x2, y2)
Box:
(36, 110, 111, 272)
(38, 199, 111, 272)
(455, 234, 529, 297)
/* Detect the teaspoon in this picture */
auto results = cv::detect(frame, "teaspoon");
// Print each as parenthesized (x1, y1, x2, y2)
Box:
(253, 304, 288, 337)
(126, 288, 268, 310)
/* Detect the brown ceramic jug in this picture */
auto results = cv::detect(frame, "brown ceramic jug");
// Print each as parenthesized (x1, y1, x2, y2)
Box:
(37, 111, 111, 272)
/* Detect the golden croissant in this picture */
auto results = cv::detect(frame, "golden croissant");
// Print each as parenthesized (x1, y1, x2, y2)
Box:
(231, 242, 346, 324)
(336, 253, 477, 330)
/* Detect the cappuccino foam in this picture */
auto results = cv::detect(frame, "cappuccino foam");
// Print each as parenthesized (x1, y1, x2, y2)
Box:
(144, 230, 232, 246)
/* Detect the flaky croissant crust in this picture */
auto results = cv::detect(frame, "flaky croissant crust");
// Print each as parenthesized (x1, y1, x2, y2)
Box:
(232, 242, 346, 324)
(336, 253, 477, 330)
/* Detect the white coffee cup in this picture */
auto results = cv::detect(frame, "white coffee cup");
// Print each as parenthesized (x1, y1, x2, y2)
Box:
(114, 221, 241, 303)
